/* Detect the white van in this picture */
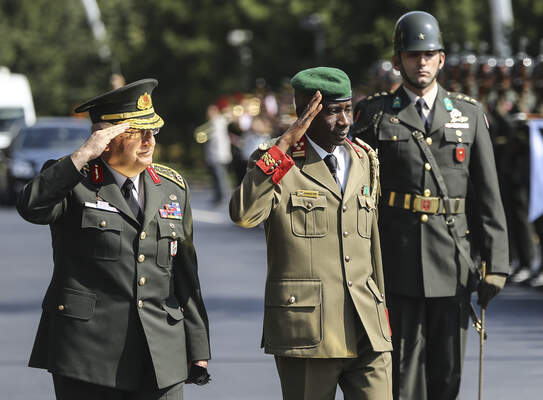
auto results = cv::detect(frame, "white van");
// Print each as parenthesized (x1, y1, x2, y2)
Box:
(0, 66, 36, 150)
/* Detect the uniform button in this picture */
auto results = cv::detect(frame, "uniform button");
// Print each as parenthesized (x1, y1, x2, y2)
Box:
(425, 137, 433, 145)
(140, 231, 147, 240)
(458, 137, 463, 143)
(138, 277, 147, 286)
(169, 223, 175, 229)
(342, 205, 348, 212)
(347, 281, 353, 287)
(421, 214, 429, 223)
(171, 231, 177, 238)
(180, 307, 184, 313)
(99, 220, 107, 228)
(424, 189, 431, 197)
(58, 305, 65, 311)
(466, 229, 470, 235)
(345, 255, 351, 262)
(288, 296, 296, 304)
(343, 231, 349, 237)
(137, 299, 144, 309)
(392, 135, 398, 141)
(424, 163, 431, 171)
(307, 202, 313, 209)
(137, 254, 145, 263)
(456, 130, 463, 137)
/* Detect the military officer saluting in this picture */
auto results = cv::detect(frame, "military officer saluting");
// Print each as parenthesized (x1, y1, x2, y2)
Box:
(230, 67, 393, 400)
(352, 12, 509, 400)
(17, 79, 210, 399)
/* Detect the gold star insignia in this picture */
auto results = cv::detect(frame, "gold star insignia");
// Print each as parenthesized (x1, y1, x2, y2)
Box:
(418, 33, 425, 40)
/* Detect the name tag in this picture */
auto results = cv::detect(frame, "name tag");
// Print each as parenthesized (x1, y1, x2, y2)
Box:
(445, 122, 469, 129)
(84, 201, 120, 213)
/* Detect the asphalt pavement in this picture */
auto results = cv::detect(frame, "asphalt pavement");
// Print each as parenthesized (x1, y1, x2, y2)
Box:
(1, 188, 542, 399)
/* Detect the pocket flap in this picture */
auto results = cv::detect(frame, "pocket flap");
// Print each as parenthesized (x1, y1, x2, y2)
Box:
(265, 279, 322, 307)
(157, 219, 184, 239)
(378, 119, 411, 141)
(358, 195, 375, 210)
(444, 127, 474, 144)
(162, 298, 184, 321)
(52, 288, 97, 320)
(291, 193, 327, 211)
(81, 209, 123, 231)
(367, 278, 384, 303)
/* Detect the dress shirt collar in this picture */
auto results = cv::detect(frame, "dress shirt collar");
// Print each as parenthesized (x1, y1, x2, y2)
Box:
(403, 83, 438, 111)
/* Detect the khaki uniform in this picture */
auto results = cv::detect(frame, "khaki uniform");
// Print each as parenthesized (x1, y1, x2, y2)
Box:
(353, 85, 508, 399)
(230, 136, 392, 399)
(17, 157, 210, 392)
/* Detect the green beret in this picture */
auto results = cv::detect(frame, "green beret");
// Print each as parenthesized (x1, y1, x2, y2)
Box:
(74, 79, 164, 129)
(291, 67, 352, 101)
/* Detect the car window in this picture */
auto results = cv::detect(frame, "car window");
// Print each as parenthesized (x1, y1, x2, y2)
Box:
(15, 126, 89, 150)
(0, 108, 25, 131)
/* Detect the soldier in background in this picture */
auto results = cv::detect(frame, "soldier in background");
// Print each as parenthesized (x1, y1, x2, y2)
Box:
(353, 11, 509, 399)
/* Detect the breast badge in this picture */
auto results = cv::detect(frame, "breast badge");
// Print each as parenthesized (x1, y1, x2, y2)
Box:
(159, 202, 183, 220)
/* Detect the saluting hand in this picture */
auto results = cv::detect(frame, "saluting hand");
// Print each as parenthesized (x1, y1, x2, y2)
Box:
(276, 91, 322, 153)
(70, 122, 130, 170)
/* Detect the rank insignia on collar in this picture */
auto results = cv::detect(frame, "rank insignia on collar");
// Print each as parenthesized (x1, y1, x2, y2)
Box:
(159, 202, 183, 220)
(444, 97, 453, 111)
(146, 165, 161, 184)
(91, 163, 103, 184)
(362, 184, 370, 196)
(392, 96, 402, 109)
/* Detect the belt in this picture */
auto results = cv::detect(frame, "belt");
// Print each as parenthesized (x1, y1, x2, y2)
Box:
(385, 191, 465, 215)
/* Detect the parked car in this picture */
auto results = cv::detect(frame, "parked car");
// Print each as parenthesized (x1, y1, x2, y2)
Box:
(1, 117, 90, 204)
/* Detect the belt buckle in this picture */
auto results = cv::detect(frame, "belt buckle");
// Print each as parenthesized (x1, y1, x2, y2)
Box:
(413, 195, 439, 214)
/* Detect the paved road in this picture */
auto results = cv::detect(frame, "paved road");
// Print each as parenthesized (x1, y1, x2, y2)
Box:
(1, 189, 542, 399)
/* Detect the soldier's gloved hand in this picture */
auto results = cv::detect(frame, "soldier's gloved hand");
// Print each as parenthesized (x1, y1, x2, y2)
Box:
(186, 362, 211, 385)
(477, 273, 507, 309)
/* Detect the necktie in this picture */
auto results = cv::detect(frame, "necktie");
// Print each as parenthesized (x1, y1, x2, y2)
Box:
(122, 178, 143, 224)
(415, 98, 431, 134)
(324, 154, 342, 192)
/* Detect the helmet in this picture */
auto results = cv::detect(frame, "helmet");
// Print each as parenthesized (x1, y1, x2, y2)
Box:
(393, 11, 444, 53)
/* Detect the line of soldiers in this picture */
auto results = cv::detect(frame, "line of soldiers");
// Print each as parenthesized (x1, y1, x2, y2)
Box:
(369, 39, 543, 289)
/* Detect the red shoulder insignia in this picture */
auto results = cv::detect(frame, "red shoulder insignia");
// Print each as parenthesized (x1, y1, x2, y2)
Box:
(91, 162, 103, 183)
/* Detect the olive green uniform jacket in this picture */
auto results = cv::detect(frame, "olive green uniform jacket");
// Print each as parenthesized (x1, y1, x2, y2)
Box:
(229, 137, 393, 358)
(17, 157, 210, 390)
(352, 85, 509, 298)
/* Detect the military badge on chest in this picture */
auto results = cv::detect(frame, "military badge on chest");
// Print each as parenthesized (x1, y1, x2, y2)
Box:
(170, 240, 178, 256)
(159, 202, 183, 220)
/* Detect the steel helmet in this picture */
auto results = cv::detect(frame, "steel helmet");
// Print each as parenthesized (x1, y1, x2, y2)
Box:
(394, 11, 444, 53)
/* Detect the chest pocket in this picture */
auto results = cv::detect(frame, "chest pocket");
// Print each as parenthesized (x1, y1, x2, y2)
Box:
(157, 219, 184, 268)
(378, 117, 411, 158)
(357, 195, 374, 239)
(81, 208, 123, 260)
(290, 193, 328, 238)
(442, 128, 474, 169)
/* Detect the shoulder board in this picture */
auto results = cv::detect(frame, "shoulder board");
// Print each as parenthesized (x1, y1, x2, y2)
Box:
(364, 91, 391, 102)
(451, 92, 479, 105)
(354, 138, 380, 205)
(152, 163, 185, 189)
(258, 137, 280, 151)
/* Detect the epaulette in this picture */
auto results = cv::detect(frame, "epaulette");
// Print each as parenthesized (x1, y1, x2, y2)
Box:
(152, 163, 185, 189)
(364, 91, 391, 102)
(258, 137, 280, 151)
(354, 138, 381, 205)
(450, 91, 479, 106)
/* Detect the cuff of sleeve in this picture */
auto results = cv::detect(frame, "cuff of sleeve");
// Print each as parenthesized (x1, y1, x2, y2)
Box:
(255, 145, 294, 184)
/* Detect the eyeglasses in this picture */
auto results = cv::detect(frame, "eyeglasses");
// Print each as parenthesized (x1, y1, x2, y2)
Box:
(121, 128, 160, 139)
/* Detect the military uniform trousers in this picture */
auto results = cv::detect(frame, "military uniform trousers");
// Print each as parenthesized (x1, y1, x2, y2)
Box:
(275, 335, 392, 400)
(387, 293, 470, 400)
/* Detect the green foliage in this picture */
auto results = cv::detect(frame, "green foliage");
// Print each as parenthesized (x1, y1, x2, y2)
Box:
(1, 0, 542, 166)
